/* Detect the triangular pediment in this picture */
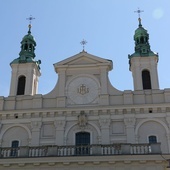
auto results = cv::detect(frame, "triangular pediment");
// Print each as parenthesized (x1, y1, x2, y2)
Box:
(68, 55, 101, 65)
(54, 51, 112, 69)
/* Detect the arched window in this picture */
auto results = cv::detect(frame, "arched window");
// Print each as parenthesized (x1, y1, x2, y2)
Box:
(148, 135, 157, 144)
(140, 36, 144, 43)
(29, 44, 32, 51)
(24, 44, 28, 51)
(142, 70, 151, 89)
(10, 140, 19, 157)
(17, 76, 26, 95)
(75, 132, 90, 155)
(136, 38, 139, 44)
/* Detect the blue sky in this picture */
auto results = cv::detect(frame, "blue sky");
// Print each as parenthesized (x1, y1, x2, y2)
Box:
(0, 0, 170, 96)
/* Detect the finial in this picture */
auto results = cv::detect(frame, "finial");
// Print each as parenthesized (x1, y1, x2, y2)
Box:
(134, 8, 144, 27)
(80, 39, 87, 51)
(26, 15, 35, 34)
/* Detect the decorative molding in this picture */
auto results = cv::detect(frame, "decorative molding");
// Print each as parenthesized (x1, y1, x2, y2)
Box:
(54, 120, 66, 130)
(31, 121, 42, 130)
(0, 124, 32, 140)
(166, 117, 170, 129)
(66, 74, 99, 105)
(78, 111, 87, 131)
(135, 118, 169, 136)
(124, 118, 136, 127)
(0, 106, 169, 119)
(99, 119, 111, 128)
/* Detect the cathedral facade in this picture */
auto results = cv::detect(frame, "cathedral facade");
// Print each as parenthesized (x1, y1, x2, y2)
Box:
(0, 17, 170, 170)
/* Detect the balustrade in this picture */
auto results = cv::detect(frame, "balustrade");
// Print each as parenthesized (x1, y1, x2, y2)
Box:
(130, 144, 150, 154)
(0, 143, 161, 158)
(1, 147, 20, 157)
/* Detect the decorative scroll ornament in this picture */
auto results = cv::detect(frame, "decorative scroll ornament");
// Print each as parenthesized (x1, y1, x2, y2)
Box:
(78, 111, 87, 130)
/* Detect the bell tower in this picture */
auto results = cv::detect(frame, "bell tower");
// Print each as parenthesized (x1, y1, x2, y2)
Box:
(129, 10, 159, 91)
(9, 17, 41, 96)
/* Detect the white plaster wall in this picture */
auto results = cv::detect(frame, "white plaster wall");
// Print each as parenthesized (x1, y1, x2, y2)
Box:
(137, 121, 168, 153)
(2, 126, 29, 147)
(130, 56, 159, 90)
(10, 63, 40, 96)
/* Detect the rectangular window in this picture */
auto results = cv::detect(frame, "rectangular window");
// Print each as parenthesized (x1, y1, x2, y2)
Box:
(149, 136, 157, 143)
(10, 140, 19, 157)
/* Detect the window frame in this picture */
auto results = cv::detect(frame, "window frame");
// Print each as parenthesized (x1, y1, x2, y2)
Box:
(10, 140, 19, 157)
(17, 75, 26, 95)
(148, 135, 158, 144)
(142, 69, 152, 90)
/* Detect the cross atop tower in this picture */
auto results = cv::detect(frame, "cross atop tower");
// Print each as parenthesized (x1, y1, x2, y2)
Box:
(134, 8, 144, 27)
(26, 15, 35, 34)
(134, 8, 144, 18)
(26, 15, 35, 24)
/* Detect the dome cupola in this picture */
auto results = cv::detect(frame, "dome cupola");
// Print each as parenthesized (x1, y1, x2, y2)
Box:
(133, 18, 153, 56)
(10, 23, 41, 70)
(129, 11, 158, 59)
(19, 24, 36, 60)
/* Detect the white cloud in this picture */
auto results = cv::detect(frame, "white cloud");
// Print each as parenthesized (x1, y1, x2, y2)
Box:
(152, 8, 164, 19)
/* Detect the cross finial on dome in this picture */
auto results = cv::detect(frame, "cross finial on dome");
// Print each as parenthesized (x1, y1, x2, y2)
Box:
(134, 8, 144, 18)
(134, 8, 144, 27)
(26, 15, 35, 34)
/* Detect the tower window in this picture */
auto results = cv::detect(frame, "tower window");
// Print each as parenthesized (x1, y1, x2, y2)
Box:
(148, 135, 157, 144)
(142, 70, 151, 89)
(140, 36, 144, 43)
(24, 44, 28, 51)
(10, 140, 19, 157)
(137, 38, 139, 44)
(29, 44, 32, 51)
(17, 76, 26, 95)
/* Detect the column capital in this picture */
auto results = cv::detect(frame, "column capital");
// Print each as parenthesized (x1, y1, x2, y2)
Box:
(31, 121, 42, 130)
(54, 120, 66, 130)
(99, 119, 111, 128)
(124, 117, 136, 127)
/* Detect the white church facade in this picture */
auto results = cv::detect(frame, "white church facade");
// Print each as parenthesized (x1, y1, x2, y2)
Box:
(0, 16, 170, 170)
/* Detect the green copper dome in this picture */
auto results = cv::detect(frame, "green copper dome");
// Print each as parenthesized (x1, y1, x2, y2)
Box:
(10, 24, 41, 70)
(129, 18, 158, 59)
(134, 27, 148, 41)
(22, 34, 36, 43)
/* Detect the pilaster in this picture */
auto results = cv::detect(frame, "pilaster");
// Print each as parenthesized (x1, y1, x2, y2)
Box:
(54, 119, 66, 145)
(166, 117, 170, 152)
(31, 121, 42, 146)
(150, 58, 159, 89)
(99, 117, 111, 144)
(58, 68, 66, 96)
(124, 117, 136, 143)
(100, 66, 108, 94)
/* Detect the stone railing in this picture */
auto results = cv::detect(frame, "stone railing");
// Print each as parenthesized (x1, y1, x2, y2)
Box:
(0, 143, 161, 158)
